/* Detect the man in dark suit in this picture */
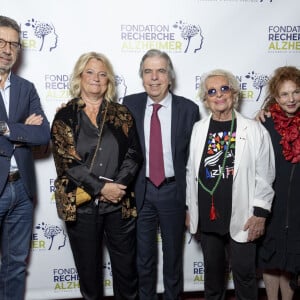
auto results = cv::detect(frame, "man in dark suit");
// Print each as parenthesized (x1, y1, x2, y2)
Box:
(0, 16, 50, 299)
(123, 49, 200, 300)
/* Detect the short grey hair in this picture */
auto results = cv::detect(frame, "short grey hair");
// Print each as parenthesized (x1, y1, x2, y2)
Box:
(0, 16, 21, 39)
(139, 49, 176, 89)
(198, 69, 241, 108)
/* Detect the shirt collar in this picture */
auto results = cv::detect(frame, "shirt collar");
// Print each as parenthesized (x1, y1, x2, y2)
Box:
(146, 91, 171, 108)
(1, 72, 12, 90)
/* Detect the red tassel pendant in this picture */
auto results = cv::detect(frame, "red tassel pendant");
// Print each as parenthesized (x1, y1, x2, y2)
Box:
(210, 196, 217, 221)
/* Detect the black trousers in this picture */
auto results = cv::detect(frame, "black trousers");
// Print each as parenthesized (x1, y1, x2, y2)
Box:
(200, 232, 257, 300)
(66, 208, 137, 300)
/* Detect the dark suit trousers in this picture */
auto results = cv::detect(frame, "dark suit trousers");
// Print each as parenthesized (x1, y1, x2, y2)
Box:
(66, 208, 137, 300)
(137, 180, 185, 300)
(200, 232, 258, 300)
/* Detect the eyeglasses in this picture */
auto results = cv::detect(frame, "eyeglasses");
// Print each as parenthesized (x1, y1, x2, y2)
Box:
(207, 85, 231, 97)
(0, 38, 21, 50)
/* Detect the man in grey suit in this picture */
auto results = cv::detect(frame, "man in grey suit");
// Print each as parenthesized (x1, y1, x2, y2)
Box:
(123, 49, 200, 300)
(0, 16, 50, 299)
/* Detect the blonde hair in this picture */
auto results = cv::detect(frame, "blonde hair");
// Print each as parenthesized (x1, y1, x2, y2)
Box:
(69, 52, 116, 102)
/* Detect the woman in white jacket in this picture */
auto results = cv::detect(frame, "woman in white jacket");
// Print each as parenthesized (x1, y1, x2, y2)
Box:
(186, 69, 275, 300)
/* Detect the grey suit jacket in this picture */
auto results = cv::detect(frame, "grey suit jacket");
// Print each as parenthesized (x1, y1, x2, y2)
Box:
(0, 73, 50, 197)
(123, 92, 200, 211)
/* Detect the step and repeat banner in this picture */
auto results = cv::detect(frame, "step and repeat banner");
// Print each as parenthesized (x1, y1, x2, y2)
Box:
(2, 0, 300, 299)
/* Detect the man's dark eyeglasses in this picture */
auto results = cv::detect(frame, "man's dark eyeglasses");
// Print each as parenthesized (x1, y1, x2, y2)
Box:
(0, 38, 21, 50)
(207, 85, 231, 97)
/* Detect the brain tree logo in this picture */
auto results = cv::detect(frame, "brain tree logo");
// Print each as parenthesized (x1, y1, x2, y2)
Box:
(115, 75, 127, 103)
(245, 71, 269, 101)
(35, 222, 66, 250)
(173, 20, 203, 53)
(24, 18, 58, 52)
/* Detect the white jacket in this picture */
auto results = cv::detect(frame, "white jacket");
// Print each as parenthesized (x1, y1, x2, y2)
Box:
(186, 110, 275, 242)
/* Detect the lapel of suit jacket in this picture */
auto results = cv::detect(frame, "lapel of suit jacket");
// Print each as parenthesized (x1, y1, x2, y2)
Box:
(137, 94, 147, 157)
(0, 73, 16, 121)
(7, 73, 20, 121)
(0, 92, 8, 121)
(170, 93, 178, 159)
(194, 115, 210, 177)
(233, 111, 247, 180)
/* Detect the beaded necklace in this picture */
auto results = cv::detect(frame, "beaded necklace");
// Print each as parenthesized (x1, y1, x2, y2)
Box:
(198, 110, 235, 221)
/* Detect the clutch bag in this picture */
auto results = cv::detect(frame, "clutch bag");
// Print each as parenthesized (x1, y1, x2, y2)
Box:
(76, 187, 91, 206)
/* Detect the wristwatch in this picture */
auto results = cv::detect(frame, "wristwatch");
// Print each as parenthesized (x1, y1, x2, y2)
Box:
(0, 121, 8, 135)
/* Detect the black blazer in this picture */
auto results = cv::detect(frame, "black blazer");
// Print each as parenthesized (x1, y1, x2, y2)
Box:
(0, 73, 50, 197)
(123, 92, 200, 211)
